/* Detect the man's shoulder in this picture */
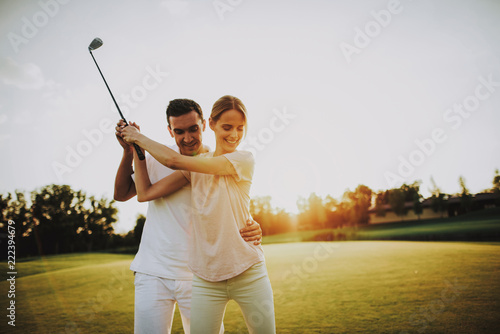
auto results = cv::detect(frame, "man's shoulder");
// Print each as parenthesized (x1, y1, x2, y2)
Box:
(146, 144, 179, 166)
(146, 155, 166, 168)
(198, 151, 213, 158)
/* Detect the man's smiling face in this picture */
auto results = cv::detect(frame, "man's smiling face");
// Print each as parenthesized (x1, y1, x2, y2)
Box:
(168, 110, 206, 156)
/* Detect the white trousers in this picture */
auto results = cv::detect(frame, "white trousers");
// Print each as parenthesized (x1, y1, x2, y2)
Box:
(134, 272, 192, 334)
(190, 261, 276, 334)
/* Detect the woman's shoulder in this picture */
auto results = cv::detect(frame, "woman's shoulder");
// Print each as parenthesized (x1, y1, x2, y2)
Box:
(227, 150, 254, 159)
(224, 150, 255, 165)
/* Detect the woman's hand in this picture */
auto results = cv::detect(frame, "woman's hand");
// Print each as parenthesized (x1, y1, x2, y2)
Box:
(115, 120, 141, 150)
(119, 122, 142, 144)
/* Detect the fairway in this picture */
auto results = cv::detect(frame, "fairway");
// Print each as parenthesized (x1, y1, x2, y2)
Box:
(1, 242, 499, 333)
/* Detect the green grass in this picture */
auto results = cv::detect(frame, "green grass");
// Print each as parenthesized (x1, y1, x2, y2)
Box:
(355, 218, 499, 239)
(261, 230, 332, 244)
(1, 241, 499, 333)
(10, 253, 134, 278)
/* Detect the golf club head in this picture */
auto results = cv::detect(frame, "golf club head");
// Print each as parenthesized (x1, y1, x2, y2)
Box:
(88, 38, 103, 51)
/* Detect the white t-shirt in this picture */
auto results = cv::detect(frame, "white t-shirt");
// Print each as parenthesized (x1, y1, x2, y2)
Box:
(129, 150, 193, 280)
(182, 150, 264, 282)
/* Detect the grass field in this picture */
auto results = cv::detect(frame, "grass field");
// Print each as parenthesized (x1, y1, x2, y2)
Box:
(1, 241, 499, 333)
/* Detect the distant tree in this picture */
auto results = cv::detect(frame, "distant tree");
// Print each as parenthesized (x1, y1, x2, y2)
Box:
(323, 195, 338, 213)
(493, 169, 500, 206)
(413, 191, 423, 220)
(388, 188, 406, 220)
(431, 193, 448, 218)
(80, 196, 117, 251)
(3, 184, 119, 257)
(0, 193, 10, 224)
(342, 185, 373, 226)
(296, 196, 307, 214)
(1, 191, 37, 258)
(323, 195, 343, 228)
(493, 169, 500, 192)
(1, 191, 31, 235)
(403, 181, 423, 219)
(296, 195, 315, 230)
(458, 176, 472, 214)
(269, 209, 293, 235)
(307, 193, 328, 229)
(250, 196, 273, 235)
(30, 184, 118, 255)
(249, 196, 294, 235)
(401, 181, 421, 202)
(429, 176, 448, 218)
(296, 196, 308, 230)
(354, 185, 373, 225)
(334, 201, 351, 228)
(386, 182, 422, 221)
(112, 230, 137, 249)
(31, 185, 81, 254)
(134, 214, 146, 243)
(374, 190, 389, 217)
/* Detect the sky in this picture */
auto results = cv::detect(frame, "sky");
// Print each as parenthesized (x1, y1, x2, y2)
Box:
(1, 0, 499, 233)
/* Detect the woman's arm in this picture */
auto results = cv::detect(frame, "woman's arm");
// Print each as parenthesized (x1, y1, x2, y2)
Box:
(127, 123, 189, 202)
(121, 126, 237, 176)
(133, 150, 189, 202)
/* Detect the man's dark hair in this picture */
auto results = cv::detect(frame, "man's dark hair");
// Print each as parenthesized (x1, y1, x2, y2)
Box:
(166, 99, 203, 127)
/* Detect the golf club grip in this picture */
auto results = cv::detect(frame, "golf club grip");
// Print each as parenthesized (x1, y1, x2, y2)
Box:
(134, 143, 145, 160)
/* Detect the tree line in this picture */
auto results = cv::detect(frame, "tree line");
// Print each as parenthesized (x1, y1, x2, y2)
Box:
(0, 184, 131, 258)
(250, 170, 500, 235)
(1, 171, 499, 258)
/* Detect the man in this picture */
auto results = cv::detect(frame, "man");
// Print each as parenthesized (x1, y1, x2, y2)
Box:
(114, 99, 262, 334)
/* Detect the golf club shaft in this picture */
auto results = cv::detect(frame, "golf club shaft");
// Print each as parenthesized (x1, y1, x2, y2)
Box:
(89, 50, 145, 160)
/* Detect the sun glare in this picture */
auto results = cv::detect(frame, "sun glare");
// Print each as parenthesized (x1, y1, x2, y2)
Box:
(260, 159, 324, 213)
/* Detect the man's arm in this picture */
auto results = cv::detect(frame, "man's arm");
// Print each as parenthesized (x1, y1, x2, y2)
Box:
(240, 219, 263, 245)
(114, 120, 137, 201)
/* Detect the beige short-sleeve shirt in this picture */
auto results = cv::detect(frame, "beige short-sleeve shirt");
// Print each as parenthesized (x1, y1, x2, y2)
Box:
(182, 150, 264, 282)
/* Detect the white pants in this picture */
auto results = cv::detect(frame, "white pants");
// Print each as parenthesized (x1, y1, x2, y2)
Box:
(190, 261, 276, 334)
(134, 272, 192, 334)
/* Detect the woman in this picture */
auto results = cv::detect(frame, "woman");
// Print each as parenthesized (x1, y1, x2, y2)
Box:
(120, 95, 276, 334)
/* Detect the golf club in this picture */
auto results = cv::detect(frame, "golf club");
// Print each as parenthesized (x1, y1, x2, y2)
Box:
(88, 37, 145, 160)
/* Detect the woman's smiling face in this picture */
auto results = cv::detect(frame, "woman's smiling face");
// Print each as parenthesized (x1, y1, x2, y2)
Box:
(210, 109, 246, 155)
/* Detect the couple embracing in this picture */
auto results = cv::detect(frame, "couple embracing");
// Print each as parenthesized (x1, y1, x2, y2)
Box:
(114, 96, 276, 333)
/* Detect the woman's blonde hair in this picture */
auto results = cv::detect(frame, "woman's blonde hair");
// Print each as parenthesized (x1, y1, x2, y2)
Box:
(210, 95, 248, 125)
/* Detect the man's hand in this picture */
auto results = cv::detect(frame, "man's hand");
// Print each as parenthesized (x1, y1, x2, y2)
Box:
(240, 219, 262, 245)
